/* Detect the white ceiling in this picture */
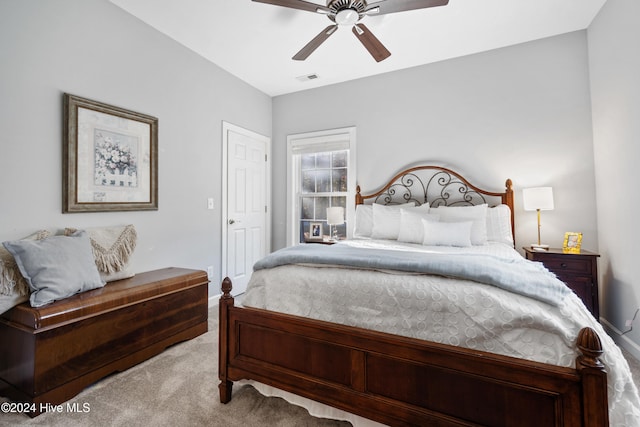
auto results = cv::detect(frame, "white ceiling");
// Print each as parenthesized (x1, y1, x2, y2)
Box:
(110, 0, 607, 97)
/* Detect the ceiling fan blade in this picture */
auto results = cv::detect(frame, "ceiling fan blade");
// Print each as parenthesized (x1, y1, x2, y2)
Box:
(352, 24, 391, 62)
(365, 0, 448, 16)
(252, 0, 330, 14)
(293, 25, 338, 60)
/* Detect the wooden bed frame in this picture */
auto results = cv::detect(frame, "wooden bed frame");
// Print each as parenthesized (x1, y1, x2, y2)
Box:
(219, 165, 608, 426)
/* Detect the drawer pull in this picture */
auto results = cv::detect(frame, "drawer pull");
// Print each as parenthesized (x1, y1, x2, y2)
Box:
(560, 263, 568, 268)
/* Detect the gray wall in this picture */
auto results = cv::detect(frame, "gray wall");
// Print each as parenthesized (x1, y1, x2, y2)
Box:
(588, 0, 640, 356)
(0, 0, 272, 298)
(272, 31, 597, 256)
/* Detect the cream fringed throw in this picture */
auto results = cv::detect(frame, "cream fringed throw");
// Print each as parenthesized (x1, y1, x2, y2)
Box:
(0, 230, 51, 296)
(65, 225, 137, 281)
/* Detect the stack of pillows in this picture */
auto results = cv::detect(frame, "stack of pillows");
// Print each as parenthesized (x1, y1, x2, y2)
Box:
(0, 225, 136, 313)
(353, 202, 513, 247)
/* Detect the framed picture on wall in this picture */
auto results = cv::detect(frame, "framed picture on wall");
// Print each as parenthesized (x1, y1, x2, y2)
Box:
(63, 93, 158, 213)
(563, 232, 583, 254)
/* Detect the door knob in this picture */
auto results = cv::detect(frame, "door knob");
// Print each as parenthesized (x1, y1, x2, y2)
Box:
(228, 219, 235, 225)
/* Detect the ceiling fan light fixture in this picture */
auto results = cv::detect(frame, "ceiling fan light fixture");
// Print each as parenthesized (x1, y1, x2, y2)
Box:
(252, 0, 448, 62)
(335, 9, 359, 25)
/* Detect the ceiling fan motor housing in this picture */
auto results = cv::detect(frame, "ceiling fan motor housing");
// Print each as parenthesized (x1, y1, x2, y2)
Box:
(327, 0, 367, 24)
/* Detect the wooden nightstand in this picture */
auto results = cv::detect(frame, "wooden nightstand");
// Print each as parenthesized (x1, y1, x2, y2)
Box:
(523, 247, 600, 319)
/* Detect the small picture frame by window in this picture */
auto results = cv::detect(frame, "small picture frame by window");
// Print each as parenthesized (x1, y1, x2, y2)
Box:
(307, 222, 324, 242)
(563, 232, 583, 254)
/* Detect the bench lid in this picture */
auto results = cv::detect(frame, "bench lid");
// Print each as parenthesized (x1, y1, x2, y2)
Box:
(1, 267, 209, 331)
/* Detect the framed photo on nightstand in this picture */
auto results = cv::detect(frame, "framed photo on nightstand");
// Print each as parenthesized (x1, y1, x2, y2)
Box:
(563, 232, 583, 254)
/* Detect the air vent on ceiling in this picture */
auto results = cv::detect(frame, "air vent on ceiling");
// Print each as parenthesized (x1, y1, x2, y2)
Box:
(296, 73, 319, 82)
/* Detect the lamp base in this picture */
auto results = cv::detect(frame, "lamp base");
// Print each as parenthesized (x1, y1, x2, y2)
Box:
(530, 244, 550, 251)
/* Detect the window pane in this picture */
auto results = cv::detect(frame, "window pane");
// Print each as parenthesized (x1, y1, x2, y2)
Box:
(316, 152, 330, 168)
(301, 197, 314, 219)
(315, 197, 329, 220)
(331, 196, 346, 209)
(316, 170, 330, 192)
(332, 169, 347, 192)
(332, 151, 347, 168)
(300, 220, 309, 243)
(301, 154, 315, 170)
(301, 170, 315, 193)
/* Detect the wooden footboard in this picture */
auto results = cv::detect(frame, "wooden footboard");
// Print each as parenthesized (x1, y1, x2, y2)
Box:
(218, 278, 608, 426)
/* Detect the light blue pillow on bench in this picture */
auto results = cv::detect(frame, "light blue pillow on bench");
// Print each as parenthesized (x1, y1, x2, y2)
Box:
(2, 231, 105, 307)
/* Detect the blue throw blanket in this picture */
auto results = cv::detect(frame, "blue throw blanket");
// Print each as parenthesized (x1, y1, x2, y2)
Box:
(254, 244, 570, 306)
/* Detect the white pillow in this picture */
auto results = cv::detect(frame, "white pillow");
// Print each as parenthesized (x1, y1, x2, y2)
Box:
(354, 202, 416, 238)
(422, 219, 473, 247)
(432, 204, 488, 245)
(354, 204, 374, 238)
(397, 209, 440, 244)
(65, 224, 137, 282)
(371, 203, 427, 240)
(486, 204, 514, 246)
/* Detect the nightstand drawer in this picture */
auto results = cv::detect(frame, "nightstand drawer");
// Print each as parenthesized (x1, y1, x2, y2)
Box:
(538, 257, 591, 274)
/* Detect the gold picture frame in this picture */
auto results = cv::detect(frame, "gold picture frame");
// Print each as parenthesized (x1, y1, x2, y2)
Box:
(563, 232, 583, 254)
(63, 93, 158, 213)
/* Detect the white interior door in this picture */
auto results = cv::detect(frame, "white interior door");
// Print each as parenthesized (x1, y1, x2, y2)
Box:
(222, 122, 270, 296)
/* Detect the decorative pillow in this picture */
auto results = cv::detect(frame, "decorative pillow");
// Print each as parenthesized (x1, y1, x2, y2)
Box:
(2, 231, 105, 307)
(486, 204, 514, 246)
(371, 203, 428, 240)
(422, 219, 473, 247)
(354, 202, 416, 238)
(397, 209, 440, 244)
(0, 230, 50, 297)
(65, 225, 137, 282)
(432, 204, 488, 245)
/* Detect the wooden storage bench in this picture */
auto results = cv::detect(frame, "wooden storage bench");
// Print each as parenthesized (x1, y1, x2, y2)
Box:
(0, 267, 209, 415)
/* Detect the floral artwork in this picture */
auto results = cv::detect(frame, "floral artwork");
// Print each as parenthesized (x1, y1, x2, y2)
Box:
(94, 129, 139, 188)
(63, 93, 157, 212)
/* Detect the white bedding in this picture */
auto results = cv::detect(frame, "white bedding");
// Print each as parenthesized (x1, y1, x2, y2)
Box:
(240, 239, 640, 426)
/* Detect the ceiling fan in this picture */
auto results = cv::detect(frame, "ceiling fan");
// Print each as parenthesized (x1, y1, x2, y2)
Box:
(252, 0, 449, 62)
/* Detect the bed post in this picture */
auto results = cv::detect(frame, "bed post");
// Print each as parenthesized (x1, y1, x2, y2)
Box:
(355, 185, 363, 205)
(218, 277, 234, 403)
(576, 327, 609, 427)
(504, 179, 515, 243)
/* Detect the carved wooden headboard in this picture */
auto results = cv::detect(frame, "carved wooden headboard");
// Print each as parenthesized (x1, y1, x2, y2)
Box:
(355, 165, 515, 239)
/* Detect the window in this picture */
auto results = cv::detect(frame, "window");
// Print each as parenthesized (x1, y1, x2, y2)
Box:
(286, 128, 356, 246)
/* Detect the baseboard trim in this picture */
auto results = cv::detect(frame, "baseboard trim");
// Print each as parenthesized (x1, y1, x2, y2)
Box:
(601, 318, 640, 361)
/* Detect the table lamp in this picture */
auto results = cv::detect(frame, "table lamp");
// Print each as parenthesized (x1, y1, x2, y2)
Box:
(326, 207, 344, 242)
(522, 187, 554, 250)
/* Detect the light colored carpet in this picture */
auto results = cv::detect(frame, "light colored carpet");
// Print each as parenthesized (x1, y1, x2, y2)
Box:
(2, 306, 640, 427)
(0, 306, 349, 427)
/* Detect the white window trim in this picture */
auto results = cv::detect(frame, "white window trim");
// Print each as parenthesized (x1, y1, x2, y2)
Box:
(286, 127, 356, 247)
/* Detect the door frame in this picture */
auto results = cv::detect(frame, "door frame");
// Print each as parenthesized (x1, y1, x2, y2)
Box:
(221, 121, 271, 293)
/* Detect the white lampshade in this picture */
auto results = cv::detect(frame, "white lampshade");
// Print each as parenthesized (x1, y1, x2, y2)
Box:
(326, 207, 345, 226)
(522, 187, 554, 211)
